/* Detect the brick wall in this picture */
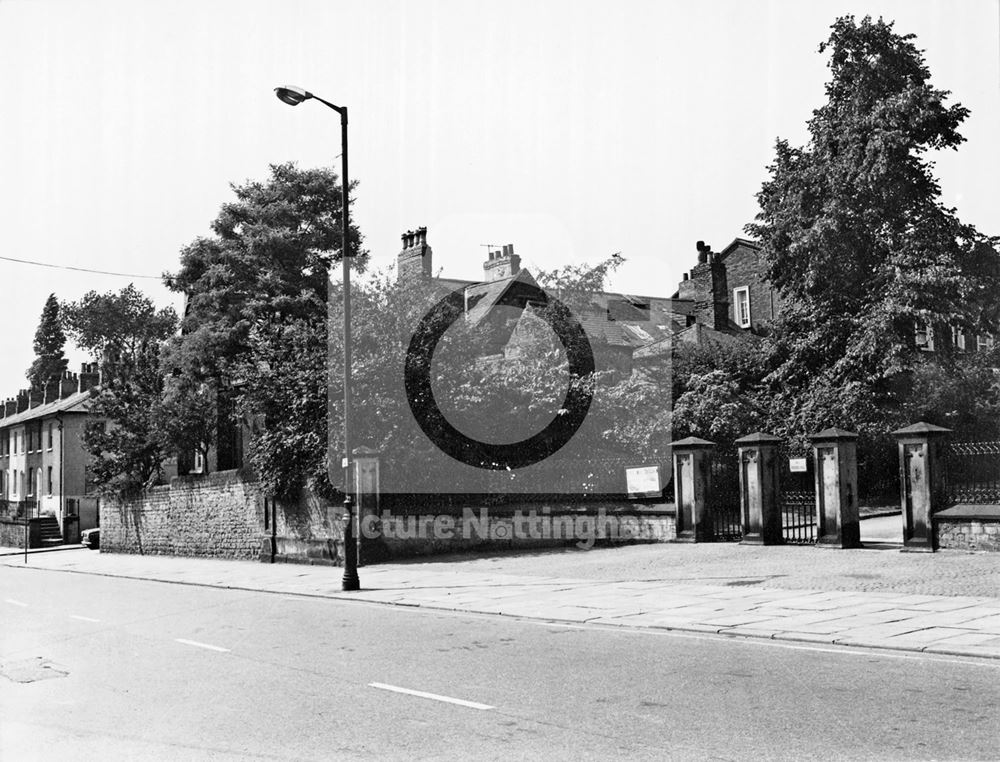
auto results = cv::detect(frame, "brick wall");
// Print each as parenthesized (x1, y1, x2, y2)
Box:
(101, 470, 265, 560)
(723, 243, 779, 331)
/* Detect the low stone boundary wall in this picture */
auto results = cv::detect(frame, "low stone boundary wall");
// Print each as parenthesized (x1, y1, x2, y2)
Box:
(935, 505, 1000, 552)
(102, 470, 675, 564)
(367, 502, 675, 560)
(101, 470, 265, 560)
(0, 517, 40, 549)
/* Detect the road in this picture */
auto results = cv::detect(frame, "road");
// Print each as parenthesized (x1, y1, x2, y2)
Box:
(2, 565, 998, 761)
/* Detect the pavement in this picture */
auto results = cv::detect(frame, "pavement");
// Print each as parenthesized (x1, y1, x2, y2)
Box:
(3, 515, 1000, 661)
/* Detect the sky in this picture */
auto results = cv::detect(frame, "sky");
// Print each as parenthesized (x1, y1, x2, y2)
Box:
(0, 0, 997, 395)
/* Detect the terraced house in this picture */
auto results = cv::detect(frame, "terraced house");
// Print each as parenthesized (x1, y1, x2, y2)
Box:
(0, 364, 102, 548)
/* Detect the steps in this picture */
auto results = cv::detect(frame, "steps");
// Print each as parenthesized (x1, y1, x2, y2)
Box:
(38, 516, 63, 546)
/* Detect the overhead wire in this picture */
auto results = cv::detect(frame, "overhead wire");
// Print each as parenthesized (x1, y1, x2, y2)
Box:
(0, 254, 164, 280)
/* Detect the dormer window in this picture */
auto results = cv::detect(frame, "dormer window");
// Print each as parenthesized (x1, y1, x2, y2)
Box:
(733, 287, 751, 328)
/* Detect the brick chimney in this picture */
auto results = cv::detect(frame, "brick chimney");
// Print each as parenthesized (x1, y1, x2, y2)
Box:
(4, 399, 16, 417)
(16, 390, 29, 413)
(60, 371, 78, 399)
(483, 244, 521, 282)
(28, 386, 44, 408)
(397, 226, 432, 282)
(676, 241, 729, 330)
(78, 362, 101, 392)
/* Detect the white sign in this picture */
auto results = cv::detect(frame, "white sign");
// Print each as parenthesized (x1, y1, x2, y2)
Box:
(789, 457, 808, 473)
(626, 465, 662, 498)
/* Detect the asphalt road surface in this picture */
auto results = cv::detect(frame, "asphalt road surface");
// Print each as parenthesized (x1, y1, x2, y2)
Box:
(2, 565, 998, 761)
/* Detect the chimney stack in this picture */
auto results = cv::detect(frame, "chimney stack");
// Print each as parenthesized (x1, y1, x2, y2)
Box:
(28, 386, 44, 408)
(60, 371, 78, 399)
(42, 377, 61, 405)
(3, 398, 15, 417)
(79, 362, 101, 392)
(483, 243, 521, 281)
(397, 226, 432, 282)
(16, 390, 29, 413)
(677, 240, 729, 330)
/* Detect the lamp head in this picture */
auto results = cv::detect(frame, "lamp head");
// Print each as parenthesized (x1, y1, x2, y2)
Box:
(274, 85, 312, 106)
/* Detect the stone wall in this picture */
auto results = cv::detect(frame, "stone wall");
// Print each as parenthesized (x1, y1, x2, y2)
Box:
(369, 503, 674, 558)
(100, 468, 674, 564)
(101, 470, 265, 560)
(935, 505, 1000, 552)
(0, 517, 40, 549)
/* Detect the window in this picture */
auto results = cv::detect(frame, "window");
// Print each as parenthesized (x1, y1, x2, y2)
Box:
(12, 431, 17, 455)
(915, 322, 934, 351)
(12, 469, 17, 496)
(978, 334, 995, 352)
(27, 467, 34, 495)
(952, 326, 967, 351)
(733, 287, 751, 328)
(47, 423, 53, 450)
(193, 448, 205, 474)
(47, 466, 53, 495)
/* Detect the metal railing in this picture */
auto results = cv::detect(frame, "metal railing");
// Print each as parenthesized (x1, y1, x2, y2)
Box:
(944, 440, 1000, 506)
(0, 498, 39, 521)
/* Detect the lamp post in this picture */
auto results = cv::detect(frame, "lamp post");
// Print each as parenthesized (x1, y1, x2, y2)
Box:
(274, 85, 360, 591)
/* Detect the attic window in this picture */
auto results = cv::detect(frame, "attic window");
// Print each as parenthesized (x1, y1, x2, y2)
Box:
(733, 287, 751, 328)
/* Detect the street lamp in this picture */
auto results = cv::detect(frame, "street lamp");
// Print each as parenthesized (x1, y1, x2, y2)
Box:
(274, 84, 360, 591)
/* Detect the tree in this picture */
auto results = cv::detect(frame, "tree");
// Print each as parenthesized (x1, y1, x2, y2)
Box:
(162, 162, 365, 475)
(62, 284, 178, 368)
(747, 16, 1000, 410)
(27, 294, 68, 387)
(62, 286, 178, 500)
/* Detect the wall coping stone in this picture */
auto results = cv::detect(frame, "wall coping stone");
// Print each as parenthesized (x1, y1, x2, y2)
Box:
(935, 504, 1000, 521)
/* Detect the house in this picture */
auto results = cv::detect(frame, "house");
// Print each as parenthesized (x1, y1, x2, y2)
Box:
(0, 364, 103, 546)
(395, 228, 775, 368)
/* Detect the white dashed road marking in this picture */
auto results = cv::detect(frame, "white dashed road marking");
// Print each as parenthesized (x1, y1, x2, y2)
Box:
(175, 638, 231, 653)
(369, 682, 494, 710)
(4, 599, 28, 607)
(70, 615, 101, 622)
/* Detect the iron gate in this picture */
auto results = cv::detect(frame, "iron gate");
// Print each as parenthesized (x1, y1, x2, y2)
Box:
(779, 444, 816, 544)
(708, 446, 742, 541)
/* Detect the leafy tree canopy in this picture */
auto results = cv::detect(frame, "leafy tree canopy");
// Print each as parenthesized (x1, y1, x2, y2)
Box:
(164, 162, 365, 380)
(64, 286, 179, 501)
(62, 284, 178, 368)
(747, 15, 1000, 393)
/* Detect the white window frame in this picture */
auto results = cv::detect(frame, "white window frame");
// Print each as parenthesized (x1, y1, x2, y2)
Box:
(733, 286, 751, 328)
(978, 334, 995, 352)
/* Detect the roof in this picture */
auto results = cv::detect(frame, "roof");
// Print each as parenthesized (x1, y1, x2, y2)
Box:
(719, 237, 761, 260)
(463, 270, 541, 326)
(0, 390, 92, 427)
